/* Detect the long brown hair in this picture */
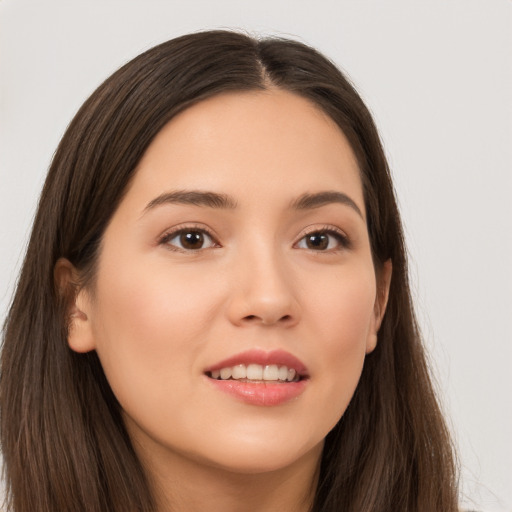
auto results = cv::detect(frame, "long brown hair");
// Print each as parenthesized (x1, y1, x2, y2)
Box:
(1, 30, 458, 511)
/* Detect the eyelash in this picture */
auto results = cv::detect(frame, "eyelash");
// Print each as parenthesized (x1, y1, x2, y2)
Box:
(158, 224, 219, 253)
(158, 224, 350, 253)
(295, 225, 351, 252)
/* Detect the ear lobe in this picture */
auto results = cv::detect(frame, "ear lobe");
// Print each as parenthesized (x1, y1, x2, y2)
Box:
(54, 258, 96, 353)
(366, 259, 392, 354)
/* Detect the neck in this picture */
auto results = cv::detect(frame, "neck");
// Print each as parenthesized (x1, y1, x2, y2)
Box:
(138, 441, 322, 512)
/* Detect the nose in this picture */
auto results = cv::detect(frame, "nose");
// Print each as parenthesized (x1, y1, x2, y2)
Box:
(225, 247, 300, 328)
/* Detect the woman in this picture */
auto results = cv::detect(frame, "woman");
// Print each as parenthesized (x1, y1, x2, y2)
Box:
(0, 30, 458, 511)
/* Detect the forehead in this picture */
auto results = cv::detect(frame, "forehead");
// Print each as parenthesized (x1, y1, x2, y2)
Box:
(129, 89, 364, 211)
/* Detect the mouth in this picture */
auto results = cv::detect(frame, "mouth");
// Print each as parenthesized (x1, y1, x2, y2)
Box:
(203, 349, 309, 405)
(206, 363, 303, 383)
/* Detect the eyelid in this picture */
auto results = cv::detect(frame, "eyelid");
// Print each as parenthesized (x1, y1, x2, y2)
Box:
(158, 223, 221, 252)
(157, 223, 350, 252)
(294, 224, 351, 251)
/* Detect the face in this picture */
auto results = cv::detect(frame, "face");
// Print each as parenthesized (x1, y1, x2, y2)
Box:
(68, 89, 391, 476)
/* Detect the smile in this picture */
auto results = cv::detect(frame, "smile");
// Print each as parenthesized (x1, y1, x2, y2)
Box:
(204, 349, 309, 406)
(207, 364, 300, 382)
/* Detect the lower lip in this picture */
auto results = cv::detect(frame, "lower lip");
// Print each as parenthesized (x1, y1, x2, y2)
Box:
(206, 378, 308, 406)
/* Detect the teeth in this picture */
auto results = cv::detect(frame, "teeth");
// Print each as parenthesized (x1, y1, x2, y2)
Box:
(232, 364, 246, 379)
(263, 364, 279, 380)
(209, 364, 300, 382)
(220, 367, 232, 380)
(246, 364, 263, 380)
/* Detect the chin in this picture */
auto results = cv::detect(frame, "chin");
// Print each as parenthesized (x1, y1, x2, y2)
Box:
(193, 437, 325, 476)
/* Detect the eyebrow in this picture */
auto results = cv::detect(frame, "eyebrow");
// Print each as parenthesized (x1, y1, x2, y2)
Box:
(290, 191, 364, 218)
(143, 190, 238, 213)
(142, 189, 363, 218)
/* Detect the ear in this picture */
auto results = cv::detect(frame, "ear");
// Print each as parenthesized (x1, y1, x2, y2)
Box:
(366, 259, 392, 354)
(54, 258, 96, 353)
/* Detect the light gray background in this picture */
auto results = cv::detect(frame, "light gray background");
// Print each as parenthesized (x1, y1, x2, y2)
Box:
(1, 1, 511, 510)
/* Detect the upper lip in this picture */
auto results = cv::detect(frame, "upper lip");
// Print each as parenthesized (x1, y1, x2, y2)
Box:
(204, 349, 308, 377)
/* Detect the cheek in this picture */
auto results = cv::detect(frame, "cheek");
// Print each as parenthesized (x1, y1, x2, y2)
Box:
(302, 263, 376, 424)
(93, 249, 222, 343)
(305, 261, 376, 346)
(88, 255, 221, 421)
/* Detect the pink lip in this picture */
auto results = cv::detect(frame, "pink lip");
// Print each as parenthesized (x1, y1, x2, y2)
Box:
(204, 349, 309, 407)
(206, 379, 307, 406)
(204, 349, 308, 375)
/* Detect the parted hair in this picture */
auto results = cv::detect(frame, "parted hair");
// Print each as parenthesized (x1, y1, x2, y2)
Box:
(1, 30, 458, 511)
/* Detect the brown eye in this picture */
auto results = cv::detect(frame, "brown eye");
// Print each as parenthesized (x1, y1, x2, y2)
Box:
(305, 233, 329, 250)
(296, 230, 348, 251)
(180, 231, 205, 250)
(163, 229, 216, 251)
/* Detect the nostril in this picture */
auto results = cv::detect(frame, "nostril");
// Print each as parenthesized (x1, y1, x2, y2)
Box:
(240, 313, 296, 326)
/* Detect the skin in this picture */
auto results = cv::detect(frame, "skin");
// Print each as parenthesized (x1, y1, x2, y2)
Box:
(62, 89, 391, 512)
